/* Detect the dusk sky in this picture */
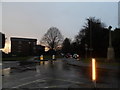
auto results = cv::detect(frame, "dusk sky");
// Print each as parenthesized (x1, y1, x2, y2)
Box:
(1, 2, 118, 52)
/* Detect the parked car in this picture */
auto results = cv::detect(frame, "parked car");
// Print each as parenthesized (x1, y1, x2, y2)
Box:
(73, 54, 79, 59)
(65, 53, 72, 58)
(34, 56, 39, 60)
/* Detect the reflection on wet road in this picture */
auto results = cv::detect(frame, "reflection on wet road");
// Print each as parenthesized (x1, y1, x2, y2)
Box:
(2, 59, 119, 88)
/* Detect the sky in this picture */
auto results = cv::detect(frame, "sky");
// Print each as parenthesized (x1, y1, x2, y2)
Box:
(0, 2, 119, 53)
(118, 1, 120, 28)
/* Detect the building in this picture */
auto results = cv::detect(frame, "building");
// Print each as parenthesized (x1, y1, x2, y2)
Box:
(0, 32, 5, 49)
(34, 45, 45, 56)
(11, 37, 37, 56)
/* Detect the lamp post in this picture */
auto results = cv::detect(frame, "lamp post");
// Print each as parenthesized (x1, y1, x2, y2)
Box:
(107, 26, 115, 61)
(89, 20, 93, 58)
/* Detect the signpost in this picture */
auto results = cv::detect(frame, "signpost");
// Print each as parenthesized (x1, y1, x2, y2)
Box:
(92, 58, 96, 88)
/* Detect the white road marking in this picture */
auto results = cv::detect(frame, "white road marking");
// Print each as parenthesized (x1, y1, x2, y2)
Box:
(43, 85, 69, 88)
(19, 76, 34, 81)
(12, 77, 84, 88)
(42, 79, 84, 88)
(12, 78, 47, 88)
(52, 78, 84, 84)
(19, 74, 41, 81)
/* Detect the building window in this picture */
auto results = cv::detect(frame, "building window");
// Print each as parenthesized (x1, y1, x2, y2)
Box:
(18, 50, 21, 52)
(33, 42, 36, 45)
(33, 47, 36, 50)
(18, 41, 22, 44)
(28, 42, 31, 44)
(18, 45, 21, 48)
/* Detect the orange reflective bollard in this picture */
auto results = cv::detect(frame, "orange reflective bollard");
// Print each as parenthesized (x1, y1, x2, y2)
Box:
(92, 58, 96, 87)
(40, 55, 43, 60)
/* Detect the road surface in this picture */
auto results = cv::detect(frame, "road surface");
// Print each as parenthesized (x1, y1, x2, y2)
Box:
(2, 59, 119, 88)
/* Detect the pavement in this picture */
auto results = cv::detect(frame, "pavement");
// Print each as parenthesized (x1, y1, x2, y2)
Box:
(63, 58, 119, 71)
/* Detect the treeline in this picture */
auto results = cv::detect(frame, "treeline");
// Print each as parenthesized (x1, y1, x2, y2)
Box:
(61, 17, 120, 59)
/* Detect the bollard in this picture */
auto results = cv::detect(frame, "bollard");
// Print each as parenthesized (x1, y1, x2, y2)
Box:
(52, 55, 55, 60)
(40, 55, 43, 60)
(92, 58, 96, 88)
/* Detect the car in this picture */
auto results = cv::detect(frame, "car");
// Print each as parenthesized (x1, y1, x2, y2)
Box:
(65, 53, 72, 58)
(73, 54, 79, 59)
(34, 56, 39, 60)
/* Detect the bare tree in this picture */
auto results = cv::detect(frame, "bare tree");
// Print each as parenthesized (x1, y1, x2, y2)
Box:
(40, 27, 63, 50)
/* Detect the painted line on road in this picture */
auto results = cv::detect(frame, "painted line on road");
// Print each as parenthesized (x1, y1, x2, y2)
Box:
(12, 75, 84, 88)
(42, 78, 84, 88)
(12, 78, 49, 88)
(53, 78, 84, 84)
(12, 77, 84, 88)
(43, 85, 69, 88)
(19, 74, 42, 81)
(19, 76, 35, 81)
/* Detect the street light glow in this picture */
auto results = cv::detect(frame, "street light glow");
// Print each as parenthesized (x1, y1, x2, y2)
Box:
(92, 58, 96, 81)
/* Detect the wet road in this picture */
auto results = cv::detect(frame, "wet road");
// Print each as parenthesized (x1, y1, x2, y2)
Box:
(2, 59, 119, 88)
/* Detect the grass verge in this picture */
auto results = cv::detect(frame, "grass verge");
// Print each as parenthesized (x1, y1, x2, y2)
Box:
(2, 56, 32, 61)
(81, 58, 120, 66)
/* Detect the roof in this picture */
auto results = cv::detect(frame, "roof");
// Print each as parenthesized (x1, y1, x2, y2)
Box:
(10, 37, 37, 42)
(35, 45, 45, 48)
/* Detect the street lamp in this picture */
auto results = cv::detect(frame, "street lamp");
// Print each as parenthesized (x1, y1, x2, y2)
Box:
(107, 26, 115, 61)
(89, 20, 93, 58)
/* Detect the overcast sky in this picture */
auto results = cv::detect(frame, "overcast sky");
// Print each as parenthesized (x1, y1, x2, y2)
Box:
(2, 2, 118, 43)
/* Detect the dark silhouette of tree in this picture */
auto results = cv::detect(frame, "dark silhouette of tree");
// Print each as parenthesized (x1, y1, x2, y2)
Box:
(75, 17, 109, 58)
(40, 27, 63, 51)
(112, 28, 120, 58)
(62, 38, 71, 54)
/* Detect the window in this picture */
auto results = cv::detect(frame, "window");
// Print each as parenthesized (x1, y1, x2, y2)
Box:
(18, 41, 22, 44)
(33, 42, 36, 45)
(28, 42, 31, 44)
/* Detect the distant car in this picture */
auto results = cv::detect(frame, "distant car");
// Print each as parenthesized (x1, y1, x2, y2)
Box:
(34, 56, 39, 60)
(61, 53, 64, 57)
(65, 53, 72, 58)
(73, 54, 79, 59)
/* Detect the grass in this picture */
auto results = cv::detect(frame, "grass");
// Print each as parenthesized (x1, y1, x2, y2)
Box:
(98, 61, 120, 66)
(81, 58, 120, 66)
(2, 55, 62, 61)
(2, 56, 32, 61)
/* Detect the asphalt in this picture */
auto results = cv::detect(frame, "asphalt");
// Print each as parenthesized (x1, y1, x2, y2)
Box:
(2, 60, 93, 88)
(2, 58, 120, 88)
(3, 57, 119, 70)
